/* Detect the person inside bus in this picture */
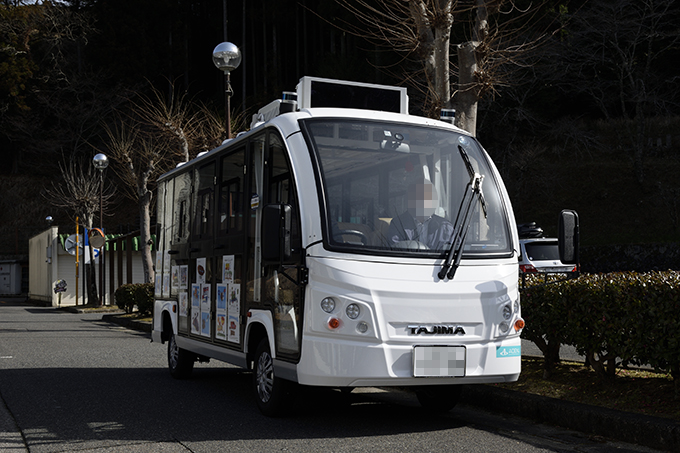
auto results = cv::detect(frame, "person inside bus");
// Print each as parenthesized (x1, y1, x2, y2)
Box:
(388, 181, 454, 249)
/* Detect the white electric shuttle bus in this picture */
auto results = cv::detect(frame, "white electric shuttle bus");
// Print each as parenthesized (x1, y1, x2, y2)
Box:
(152, 77, 577, 416)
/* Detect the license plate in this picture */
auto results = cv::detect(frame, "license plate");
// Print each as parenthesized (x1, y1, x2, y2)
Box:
(413, 346, 466, 377)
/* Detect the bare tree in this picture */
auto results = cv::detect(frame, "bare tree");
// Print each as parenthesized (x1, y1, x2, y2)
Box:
(0, 1, 113, 176)
(43, 157, 114, 305)
(554, 0, 680, 184)
(104, 84, 226, 284)
(335, 0, 552, 135)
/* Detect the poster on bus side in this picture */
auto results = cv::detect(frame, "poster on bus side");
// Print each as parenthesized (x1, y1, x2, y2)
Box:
(163, 274, 170, 297)
(200, 283, 211, 338)
(191, 284, 200, 335)
(179, 265, 188, 290)
(228, 283, 240, 343)
(154, 252, 162, 297)
(196, 257, 206, 285)
(222, 255, 234, 284)
(179, 291, 188, 317)
(216, 284, 228, 340)
(171, 266, 179, 290)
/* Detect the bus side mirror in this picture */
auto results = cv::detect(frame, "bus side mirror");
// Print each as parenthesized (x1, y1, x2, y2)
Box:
(558, 209, 579, 265)
(262, 204, 292, 262)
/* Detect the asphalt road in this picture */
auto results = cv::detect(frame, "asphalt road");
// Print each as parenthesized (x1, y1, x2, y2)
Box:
(0, 300, 660, 452)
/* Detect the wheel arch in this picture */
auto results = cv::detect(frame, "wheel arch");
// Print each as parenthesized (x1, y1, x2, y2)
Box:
(161, 310, 175, 343)
(155, 300, 177, 344)
(245, 309, 275, 369)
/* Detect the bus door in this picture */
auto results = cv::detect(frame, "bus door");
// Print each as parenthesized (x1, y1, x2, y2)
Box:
(188, 160, 217, 341)
(214, 147, 246, 348)
(246, 130, 303, 360)
(170, 171, 192, 335)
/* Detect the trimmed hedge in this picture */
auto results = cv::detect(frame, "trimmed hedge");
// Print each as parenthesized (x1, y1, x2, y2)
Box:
(134, 283, 153, 315)
(114, 283, 153, 315)
(114, 284, 136, 314)
(521, 272, 680, 386)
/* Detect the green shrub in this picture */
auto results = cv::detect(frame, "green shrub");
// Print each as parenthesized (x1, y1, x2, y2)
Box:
(114, 284, 136, 314)
(134, 283, 154, 316)
(114, 283, 154, 315)
(563, 274, 635, 378)
(520, 276, 572, 377)
(521, 271, 680, 386)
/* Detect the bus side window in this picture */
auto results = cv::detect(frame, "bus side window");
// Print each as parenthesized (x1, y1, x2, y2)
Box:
(192, 162, 215, 240)
(268, 134, 300, 245)
(219, 148, 245, 236)
(173, 172, 191, 243)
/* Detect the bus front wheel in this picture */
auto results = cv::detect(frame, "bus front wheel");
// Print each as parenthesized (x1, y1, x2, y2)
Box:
(168, 332, 195, 379)
(253, 338, 289, 416)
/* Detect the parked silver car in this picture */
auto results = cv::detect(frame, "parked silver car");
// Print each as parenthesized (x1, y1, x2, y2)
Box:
(518, 237, 577, 274)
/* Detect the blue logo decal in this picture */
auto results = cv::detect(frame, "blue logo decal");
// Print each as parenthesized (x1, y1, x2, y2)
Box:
(496, 346, 521, 358)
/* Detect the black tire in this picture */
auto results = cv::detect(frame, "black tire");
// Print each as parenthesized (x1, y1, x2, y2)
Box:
(167, 332, 195, 379)
(253, 338, 289, 417)
(415, 385, 462, 412)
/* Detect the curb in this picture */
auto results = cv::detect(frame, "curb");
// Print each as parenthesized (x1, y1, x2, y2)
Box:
(100, 314, 678, 451)
(102, 313, 152, 333)
(462, 384, 679, 451)
(58, 306, 123, 314)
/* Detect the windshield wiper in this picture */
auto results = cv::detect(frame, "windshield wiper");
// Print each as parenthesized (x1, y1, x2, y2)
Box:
(438, 145, 488, 280)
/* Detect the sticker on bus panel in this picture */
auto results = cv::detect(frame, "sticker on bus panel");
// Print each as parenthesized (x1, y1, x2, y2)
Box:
(496, 345, 521, 358)
(413, 346, 466, 377)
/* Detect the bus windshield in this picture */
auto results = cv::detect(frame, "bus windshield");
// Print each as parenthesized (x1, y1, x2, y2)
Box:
(303, 118, 511, 256)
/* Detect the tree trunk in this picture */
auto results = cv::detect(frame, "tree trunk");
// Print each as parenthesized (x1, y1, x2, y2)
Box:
(139, 189, 155, 284)
(433, 2, 452, 109)
(586, 350, 617, 379)
(455, 41, 479, 136)
(409, 1, 436, 84)
(454, 0, 488, 135)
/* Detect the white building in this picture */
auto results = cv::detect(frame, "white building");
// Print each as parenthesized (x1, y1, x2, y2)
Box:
(28, 227, 149, 307)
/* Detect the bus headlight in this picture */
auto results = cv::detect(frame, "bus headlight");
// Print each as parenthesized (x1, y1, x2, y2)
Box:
(320, 297, 336, 313)
(356, 321, 369, 334)
(346, 303, 360, 319)
(502, 304, 512, 320)
(499, 321, 510, 334)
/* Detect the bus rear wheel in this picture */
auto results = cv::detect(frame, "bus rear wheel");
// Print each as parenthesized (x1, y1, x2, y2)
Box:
(415, 385, 462, 412)
(168, 332, 195, 379)
(253, 338, 289, 416)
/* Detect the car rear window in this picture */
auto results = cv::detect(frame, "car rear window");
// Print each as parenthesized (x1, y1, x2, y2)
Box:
(524, 242, 560, 260)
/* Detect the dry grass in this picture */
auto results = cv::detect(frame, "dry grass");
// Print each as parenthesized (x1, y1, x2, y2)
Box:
(496, 357, 679, 421)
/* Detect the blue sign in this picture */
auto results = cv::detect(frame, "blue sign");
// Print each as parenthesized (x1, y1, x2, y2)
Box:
(496, 345, 521, 358)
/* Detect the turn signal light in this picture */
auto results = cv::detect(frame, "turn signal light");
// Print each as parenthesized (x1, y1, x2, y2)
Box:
(514, 318, 525, 331)
(327, 317, 342, 330)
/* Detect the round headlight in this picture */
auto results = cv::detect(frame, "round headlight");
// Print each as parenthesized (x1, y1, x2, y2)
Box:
(346, 303, 360, 319)
(499, 321, 510, 334)
(514, 300, 520, 314)
(502, 304, 512, 320)
(356, 321, 369, 334)
(321, 297, 335, 313)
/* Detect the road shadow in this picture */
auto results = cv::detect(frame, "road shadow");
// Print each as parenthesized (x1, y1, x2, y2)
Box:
(0, 365, 465, 447)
